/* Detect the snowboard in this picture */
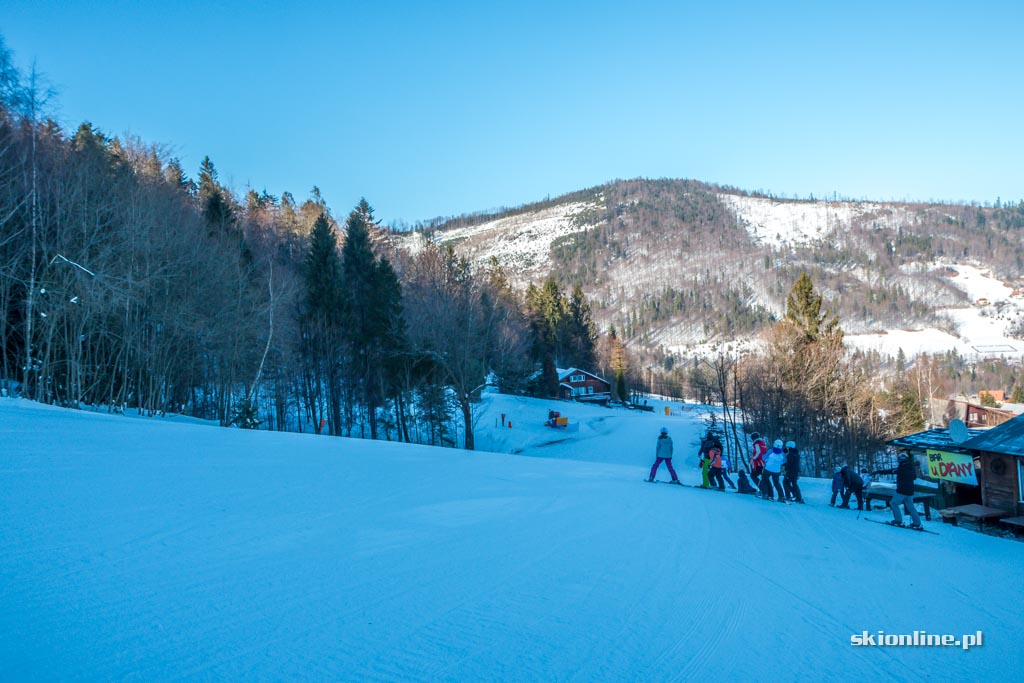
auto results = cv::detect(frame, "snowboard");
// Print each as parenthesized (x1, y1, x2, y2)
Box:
(865, 518, 938, 535)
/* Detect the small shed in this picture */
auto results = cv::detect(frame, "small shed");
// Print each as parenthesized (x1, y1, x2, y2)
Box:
(961, 415, 1024, 516)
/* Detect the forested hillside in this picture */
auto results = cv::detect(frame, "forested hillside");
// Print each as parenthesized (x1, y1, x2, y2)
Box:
(405, 178, 1024, 351)
(0, 39, 601, 448)
(4, 33, 1024, 463)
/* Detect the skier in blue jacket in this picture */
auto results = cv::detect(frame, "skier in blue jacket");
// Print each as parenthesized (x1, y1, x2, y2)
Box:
(647, 427, 680, 484)
(829, 466, 845, 506)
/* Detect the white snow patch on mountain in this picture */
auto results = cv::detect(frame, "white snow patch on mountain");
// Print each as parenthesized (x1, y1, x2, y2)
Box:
(940, 264, 1015, 303)
(845, 263, 1024, 360)
(717, 194, 918, 248)
(402, 202, 599, 284)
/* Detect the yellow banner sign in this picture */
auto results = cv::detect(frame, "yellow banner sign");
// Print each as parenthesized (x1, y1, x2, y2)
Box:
(925, 449, 978, 485)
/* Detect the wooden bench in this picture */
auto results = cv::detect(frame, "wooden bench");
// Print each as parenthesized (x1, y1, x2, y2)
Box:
(997, 515, 1024, 535)
(938, 504, 1009, 531)
(865, 488, 936, 521)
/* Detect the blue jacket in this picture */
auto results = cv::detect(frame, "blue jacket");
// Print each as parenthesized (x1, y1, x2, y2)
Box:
(655, 434, 673, 459)
(831, 472, 845, 493)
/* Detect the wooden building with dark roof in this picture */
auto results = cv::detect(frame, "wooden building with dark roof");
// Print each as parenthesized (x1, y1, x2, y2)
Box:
(961, 415, 1024, 516)
(890, 426, 987, 510)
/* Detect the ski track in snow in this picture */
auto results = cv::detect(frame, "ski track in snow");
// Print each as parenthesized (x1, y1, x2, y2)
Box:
(1, 396, 1022, 680)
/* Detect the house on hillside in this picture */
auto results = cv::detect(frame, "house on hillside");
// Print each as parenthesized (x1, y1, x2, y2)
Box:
(941, 398, 1018, 429)
(961, 415, 1024, 516)
(557, 368, 611, 405)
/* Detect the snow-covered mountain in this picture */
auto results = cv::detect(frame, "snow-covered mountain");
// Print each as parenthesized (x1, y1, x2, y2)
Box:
(395, 180, 1024, 361)
(3, 395, 1021, 679)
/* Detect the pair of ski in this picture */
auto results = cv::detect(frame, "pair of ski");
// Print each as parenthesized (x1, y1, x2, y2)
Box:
(646, 479, 711, 489)
(864, 518, 939, 535)
(645, 480, 743, 495)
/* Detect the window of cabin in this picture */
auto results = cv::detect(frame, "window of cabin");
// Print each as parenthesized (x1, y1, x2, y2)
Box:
(586, 386, 594, 394)
(570, 374, 585, 383)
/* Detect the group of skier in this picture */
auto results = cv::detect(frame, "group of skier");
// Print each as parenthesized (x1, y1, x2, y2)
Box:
(646, 428, 803, 504)
(646, 426, 925, 528)
(830, 463, 870, 509)
(830, 452, 923, 529)
(743, 432, 804, 503)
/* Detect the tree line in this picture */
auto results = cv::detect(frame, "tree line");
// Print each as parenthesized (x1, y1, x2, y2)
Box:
(0, 39, 610, 449)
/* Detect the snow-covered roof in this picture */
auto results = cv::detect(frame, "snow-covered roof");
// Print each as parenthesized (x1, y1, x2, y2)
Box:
(961, 415, 1024, 456)
(889, 427, 987, 455)
(997, 402, 1024, 416)
(557, 367, 609, 384)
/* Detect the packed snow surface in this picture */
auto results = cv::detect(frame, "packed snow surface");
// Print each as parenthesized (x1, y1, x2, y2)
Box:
(3, 395, 1022, 680)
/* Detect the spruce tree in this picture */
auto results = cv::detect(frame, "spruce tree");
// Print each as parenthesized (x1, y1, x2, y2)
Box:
(785, 272, 839, 341)
(306, 213, 342, 323)
(567, 285, 597, 369)
(339, 198, 404, 439)
(304, 212, 344, 434)
(197, 155, 237, 238)
(608, 326, 628, 401)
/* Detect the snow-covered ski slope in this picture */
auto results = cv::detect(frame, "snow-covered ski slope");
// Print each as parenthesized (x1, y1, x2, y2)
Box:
(2, 396, 1022, 681)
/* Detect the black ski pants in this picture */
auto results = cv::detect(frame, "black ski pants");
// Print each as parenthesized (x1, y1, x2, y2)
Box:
(761, 471, 784, 500)
(842, 486, 864, 510)
(783, 473, 802, 502)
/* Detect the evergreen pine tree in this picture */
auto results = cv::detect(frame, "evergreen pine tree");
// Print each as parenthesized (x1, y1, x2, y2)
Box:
(608, 326, 627, 401)
(785, 272, 840, 341)
(306, 213, 343, 322)
(304, 212, 344, 434)
(567, 285, 597, 369)
(197, 155, 237, 239)
(339, 198, 403, 439)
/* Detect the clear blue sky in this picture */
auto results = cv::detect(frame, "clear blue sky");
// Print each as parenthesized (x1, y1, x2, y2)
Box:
(5, 0, 1023, 224)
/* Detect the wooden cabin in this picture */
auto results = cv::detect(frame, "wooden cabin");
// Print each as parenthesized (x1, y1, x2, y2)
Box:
(557, 368, 611, 405)
(961, 415, 1024, 516)
(941, 398, 1017, 429)
(889, 427, 987, 509)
